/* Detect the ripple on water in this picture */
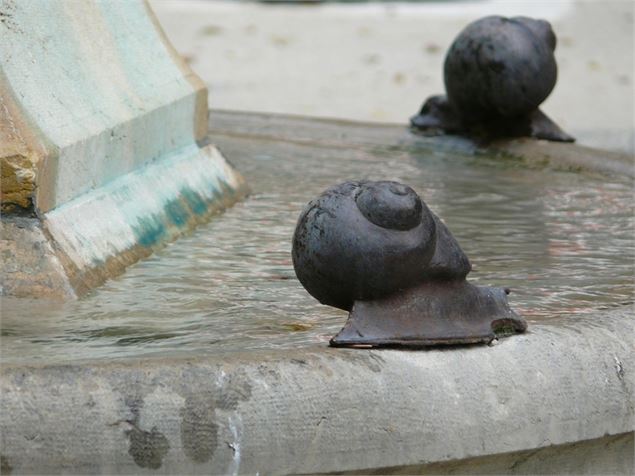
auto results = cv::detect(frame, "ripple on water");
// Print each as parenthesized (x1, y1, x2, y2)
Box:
(1, 143, 633, 364)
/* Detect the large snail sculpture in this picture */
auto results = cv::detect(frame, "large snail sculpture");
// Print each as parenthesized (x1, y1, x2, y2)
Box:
(292, 180, 527, 348)
(411, 16, 574, 142)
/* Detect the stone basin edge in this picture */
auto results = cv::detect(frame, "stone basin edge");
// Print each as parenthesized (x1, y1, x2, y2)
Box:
(1, 307, 633, 474)
(209, 109, 634, 178)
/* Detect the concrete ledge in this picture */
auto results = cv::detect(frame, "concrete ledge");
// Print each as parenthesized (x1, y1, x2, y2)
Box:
(1, 308, 632, 474)
(349, 433, 633, 475)
(209, 110, 634, 178)
(1, 144, 247, 298)
(44, 143, 245, 298)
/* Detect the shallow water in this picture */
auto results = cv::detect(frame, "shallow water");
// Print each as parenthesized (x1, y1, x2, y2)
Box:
(1, 137, 633, 364)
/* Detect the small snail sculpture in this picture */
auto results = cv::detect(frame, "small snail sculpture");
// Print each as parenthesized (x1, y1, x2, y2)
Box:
(292, 180, 527, 348)
(411, 16, 574, 142)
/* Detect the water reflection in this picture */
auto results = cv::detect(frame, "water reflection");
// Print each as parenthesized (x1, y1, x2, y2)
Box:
(1, 139, 633, 364)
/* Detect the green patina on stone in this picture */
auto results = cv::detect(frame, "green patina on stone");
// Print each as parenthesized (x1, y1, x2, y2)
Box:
(180, 188, 209, 216)
(164, 199, 188, 228)
(133, 216, 167, 248)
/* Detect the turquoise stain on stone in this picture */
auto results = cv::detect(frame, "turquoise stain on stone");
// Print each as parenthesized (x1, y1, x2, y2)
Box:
(180, 189, 209, 216)
(165, 199, 188, 228)
(133, 188, 219, 248)
(132, 182, 237, 248)
(134, 216, 167, 248)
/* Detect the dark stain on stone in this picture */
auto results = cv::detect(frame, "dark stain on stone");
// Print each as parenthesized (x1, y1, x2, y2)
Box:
(257, 363, 282, 380)
(215, 369, 252, 410)
(124, 395, 144, 422)
(0, 200, 36, 217)
(115, 332, 181, 346)
(85, 395, 96, 408)
(126, 425, 170, 470)
(177, 369, 252, 464)
(1, 455, 12, 475)
(122, 393, 170, 469)
(0, 1, 21, 33)
(180, 394, 219, 463)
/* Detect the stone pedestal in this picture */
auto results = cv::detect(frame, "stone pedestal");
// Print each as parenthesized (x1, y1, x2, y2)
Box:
(0, 0, 247, 298)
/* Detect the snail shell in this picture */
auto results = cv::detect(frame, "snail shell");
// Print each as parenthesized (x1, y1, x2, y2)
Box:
(444, 16, 558, 120)
(292, 181, 470, 311)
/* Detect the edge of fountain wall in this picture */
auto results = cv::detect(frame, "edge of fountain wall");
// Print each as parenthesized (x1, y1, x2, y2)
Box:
(208, 110, 634, 178)
(1, 308, 633, 474)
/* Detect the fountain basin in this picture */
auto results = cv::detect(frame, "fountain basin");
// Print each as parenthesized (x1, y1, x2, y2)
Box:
(1, 309, 632, 474)
(1, 112, 633, 474)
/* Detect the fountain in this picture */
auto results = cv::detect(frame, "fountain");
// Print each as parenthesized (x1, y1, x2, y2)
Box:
(0, 3, 633, 475)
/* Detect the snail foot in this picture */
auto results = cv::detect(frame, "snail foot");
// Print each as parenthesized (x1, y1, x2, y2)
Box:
(330, 281, 527, 348)
(525, 108, 575, 142)
(410, 96, 575, 143)
(410, 95, 463, 135)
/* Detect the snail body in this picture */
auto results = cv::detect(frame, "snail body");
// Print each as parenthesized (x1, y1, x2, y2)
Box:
(411, 16, 573, 142)
(292, 181, 526, 348)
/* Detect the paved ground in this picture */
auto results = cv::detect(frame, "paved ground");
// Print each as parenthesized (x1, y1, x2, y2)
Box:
(150, 0, 634, 153)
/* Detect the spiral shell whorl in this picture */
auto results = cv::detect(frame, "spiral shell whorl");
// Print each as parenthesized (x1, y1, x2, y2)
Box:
(292, 181, 437, 311)
(355, 181, 423, 231)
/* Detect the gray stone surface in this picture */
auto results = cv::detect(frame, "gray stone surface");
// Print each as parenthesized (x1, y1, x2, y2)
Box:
(345, 432, 634, 475)
(1, 308, 633, 474)
(0, 218, 75, 299)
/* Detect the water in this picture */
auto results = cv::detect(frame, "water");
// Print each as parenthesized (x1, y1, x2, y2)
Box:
(1, 136, 633, 364)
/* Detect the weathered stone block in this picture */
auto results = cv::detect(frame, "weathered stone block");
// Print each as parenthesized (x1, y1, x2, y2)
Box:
(0, 0, 247, 298)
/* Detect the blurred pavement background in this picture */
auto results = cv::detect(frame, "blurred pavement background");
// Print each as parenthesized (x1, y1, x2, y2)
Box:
(150, 0, 634, 153)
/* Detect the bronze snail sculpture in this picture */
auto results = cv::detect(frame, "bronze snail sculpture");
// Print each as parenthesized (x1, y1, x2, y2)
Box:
(292, 180, 527, 348)
(411, 16, 574, 143)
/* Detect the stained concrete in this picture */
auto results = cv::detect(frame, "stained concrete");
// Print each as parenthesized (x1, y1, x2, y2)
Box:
(0, 0, 247, 298)
(1, 145, 247, 299)
(0, 67, 49, 216)
(1, 308, 632, 474)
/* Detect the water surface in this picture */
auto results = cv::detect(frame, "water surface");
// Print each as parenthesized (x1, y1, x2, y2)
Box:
(1, 136, 633, 364)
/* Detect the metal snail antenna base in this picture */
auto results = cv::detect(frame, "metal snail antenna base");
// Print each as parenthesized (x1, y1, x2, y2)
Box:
(330, 281, 527, 348)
